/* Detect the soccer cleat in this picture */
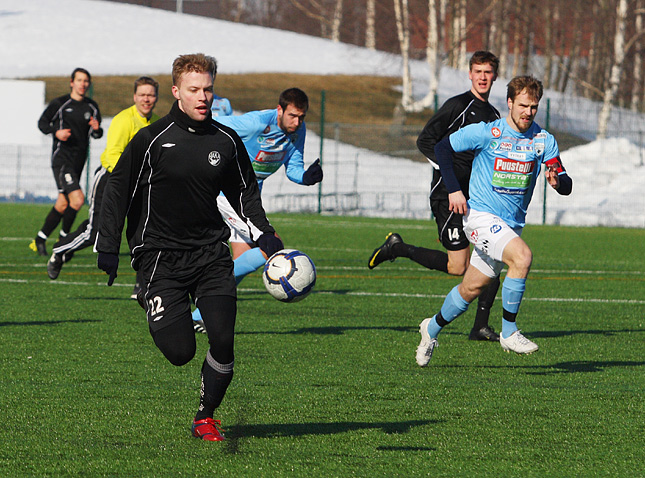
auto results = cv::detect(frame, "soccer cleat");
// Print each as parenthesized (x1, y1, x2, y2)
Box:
(193, 319, 207, 334)
(368, 232, 403, 269)
(469, 325, 500, 342)
(500, 330, 538, 354)
(192, 417, 225, 441)
(416, 317, 438, 367)
(46, 252, 64, 280)
(29, 238, 47, 257)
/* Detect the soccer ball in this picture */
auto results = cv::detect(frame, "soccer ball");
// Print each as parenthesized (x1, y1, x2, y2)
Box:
(262, 249, 316, 302)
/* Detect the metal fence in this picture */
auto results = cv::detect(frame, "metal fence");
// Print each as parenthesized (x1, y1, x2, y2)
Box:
(2, 99, 645, 228)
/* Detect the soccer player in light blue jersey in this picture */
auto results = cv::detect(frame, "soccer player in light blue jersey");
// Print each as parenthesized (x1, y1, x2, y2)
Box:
(416, 76, 573, 366)
(192, 88, 323, 330)
(211, 93, 232, 117)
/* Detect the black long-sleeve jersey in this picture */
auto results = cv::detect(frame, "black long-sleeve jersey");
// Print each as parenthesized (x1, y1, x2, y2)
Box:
(96, 102, 275, 262)
(417, 90, 500, 200)
(38, 94, 103, 172)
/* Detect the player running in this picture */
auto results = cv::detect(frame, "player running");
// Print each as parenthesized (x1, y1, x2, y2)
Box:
(368, 51, 503, 342)
(191, 88, 323, 330)
(31, 68, 102, 256)
(415, 75, 573, 366)
(96, 54, 283, 441)
(46, 77, 159, 295)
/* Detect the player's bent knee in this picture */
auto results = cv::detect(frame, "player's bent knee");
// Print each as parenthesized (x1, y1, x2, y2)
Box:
(161, 346, 196, 366)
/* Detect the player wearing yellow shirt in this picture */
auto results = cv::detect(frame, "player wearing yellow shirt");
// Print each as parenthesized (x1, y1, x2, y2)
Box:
(47, 77, 159, 291)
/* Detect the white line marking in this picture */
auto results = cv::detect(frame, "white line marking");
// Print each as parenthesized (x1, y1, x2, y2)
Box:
(0, 278, 642, 304)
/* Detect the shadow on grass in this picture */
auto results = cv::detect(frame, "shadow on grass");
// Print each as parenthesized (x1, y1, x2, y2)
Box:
(529, 329, 644, 338)
(0, 318, 99, 327)
(238, 325, 417, 335)
(524, 360, 645, 375)
(442, 360, 645, 375)
(227, 419, 438, 439)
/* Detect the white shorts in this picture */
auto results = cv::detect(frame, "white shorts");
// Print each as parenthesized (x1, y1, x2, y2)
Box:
(216, 195, 263, 245)
(463, 208, 522, 278)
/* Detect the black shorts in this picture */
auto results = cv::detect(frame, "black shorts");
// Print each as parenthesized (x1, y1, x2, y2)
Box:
(53, 163, 82, 194)
(430, 197, 470, 251)
(137, 241, 236, 332)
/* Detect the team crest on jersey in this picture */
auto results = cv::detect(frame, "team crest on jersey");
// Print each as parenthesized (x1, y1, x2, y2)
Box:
(535, 143, 545, 156)
(84, 112, 91, 121)
(263, 126, 271, 134)
(208, 151, 221, 166)
(491, 127, 501, 138)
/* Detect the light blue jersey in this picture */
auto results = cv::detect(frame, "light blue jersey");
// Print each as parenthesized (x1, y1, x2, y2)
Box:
(449, 118, 562, 228)
(211, 94, 232, 117)
(216, 109, 306, 189)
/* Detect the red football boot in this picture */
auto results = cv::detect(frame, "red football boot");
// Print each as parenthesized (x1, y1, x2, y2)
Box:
(191, 417, 225, 441)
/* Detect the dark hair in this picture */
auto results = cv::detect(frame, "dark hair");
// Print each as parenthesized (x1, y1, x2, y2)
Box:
(507, 76, 544, 102)
(172, 53, 217, 86)
(134, 76, 159, 95)
(469, 51, 499, 74)
(71, 67, 91, 82)
(279, 88, 309, 112)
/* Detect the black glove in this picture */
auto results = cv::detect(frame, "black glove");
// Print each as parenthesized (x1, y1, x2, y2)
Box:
(257, 233, 284, 258)
(302, 159, 323, 185)
(97, 252, 119, 286)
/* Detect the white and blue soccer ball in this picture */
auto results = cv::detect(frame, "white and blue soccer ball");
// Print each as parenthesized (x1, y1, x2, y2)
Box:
(262, 249, 316, 302)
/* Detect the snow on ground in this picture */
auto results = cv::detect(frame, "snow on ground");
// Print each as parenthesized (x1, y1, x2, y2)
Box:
(1, 0, 644, 227)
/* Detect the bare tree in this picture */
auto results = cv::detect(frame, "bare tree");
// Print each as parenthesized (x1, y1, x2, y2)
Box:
(631, 0, 644, 110)
(331, 0, 344, 42)
(366, 0, 376, 49)
(598, 0, 629, 138)
(393, 0, 413, 109)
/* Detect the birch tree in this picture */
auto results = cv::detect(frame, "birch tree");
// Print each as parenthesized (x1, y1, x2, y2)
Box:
(365, 0, 376, 49)
(631, 0, 644, 110)
(598, 0, 636, 137)
(393, 0, 413, 109)
(331, 0, 343, 42)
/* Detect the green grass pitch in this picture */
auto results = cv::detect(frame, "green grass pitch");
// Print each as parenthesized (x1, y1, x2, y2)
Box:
(0, 203, 643, 477)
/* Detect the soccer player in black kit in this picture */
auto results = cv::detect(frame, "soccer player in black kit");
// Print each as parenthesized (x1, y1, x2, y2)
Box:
(368, 51, 502, 342)
(31, 67, 102, 256)
(96, 53, 283, 442)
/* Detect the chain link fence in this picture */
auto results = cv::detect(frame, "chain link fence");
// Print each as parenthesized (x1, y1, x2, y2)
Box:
(2, 99, 645, 228)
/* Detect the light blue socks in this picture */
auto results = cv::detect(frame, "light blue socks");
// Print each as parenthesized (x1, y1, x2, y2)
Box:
(427, 286, 470, 338)
(501, 277, 526, 338)
(233, 247, 266, 285)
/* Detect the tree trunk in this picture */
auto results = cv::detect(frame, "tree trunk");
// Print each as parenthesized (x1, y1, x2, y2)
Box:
(543, 0, 553, 89)
(365, 0, 376, 50)
(393, 0, 412, 110)
(631, 0, 643, 111)
(498, 0, 509, 79)
(598, 0, 628, 139)
(331, 0, 343, 42)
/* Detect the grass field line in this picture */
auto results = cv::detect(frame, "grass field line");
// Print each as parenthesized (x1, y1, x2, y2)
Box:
(1, 276, 643, 305)
(2, 262, 642, 277)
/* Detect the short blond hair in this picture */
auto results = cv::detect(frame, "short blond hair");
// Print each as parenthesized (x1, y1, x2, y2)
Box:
(171, 53, 217, 86)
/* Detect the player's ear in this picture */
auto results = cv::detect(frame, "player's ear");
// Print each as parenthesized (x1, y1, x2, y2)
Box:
(171, 85, 180, 100)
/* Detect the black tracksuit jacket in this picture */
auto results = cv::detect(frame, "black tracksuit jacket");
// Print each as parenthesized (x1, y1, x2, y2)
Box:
(417, 90, 500, 200)
(96, 101, 274, 262)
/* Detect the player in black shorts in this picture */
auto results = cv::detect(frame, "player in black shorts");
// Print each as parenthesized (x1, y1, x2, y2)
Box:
(31, 67, 102, 256)
(96, 54, 283, 442)
(368, 51, 502, 342)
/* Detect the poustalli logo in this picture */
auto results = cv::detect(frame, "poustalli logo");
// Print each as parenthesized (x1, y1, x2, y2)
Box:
(208, 151, 221, 166)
